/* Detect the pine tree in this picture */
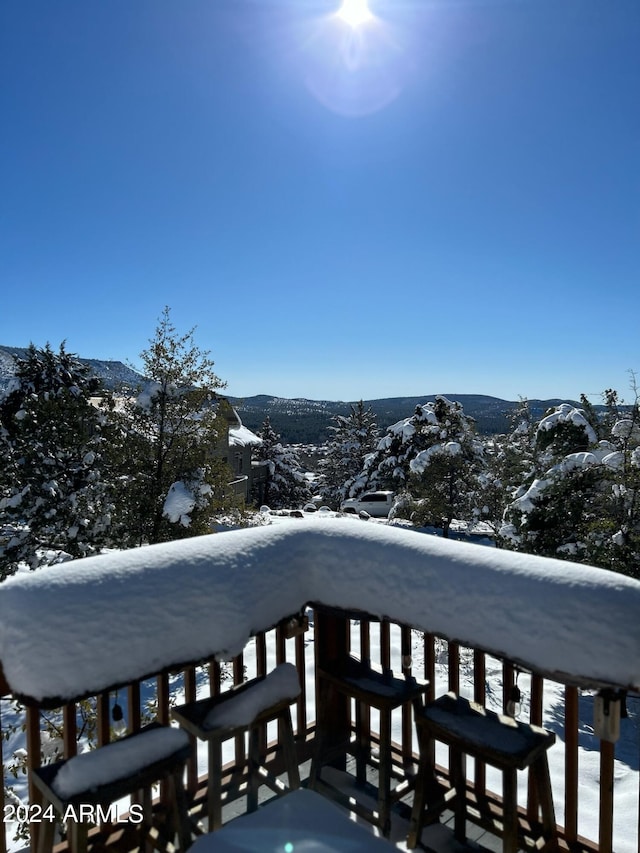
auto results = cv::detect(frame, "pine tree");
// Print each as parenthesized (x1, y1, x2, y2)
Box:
(475, 399, 538, 543)
(500, 390, 640, 577)
(108, 308, 229, 545)
(352, 396, 485, 536)
(253, 417, 310, 509)
(319, 401, 379, 508)
(405, 397, 486, 537)
(0, 343, 114, 579)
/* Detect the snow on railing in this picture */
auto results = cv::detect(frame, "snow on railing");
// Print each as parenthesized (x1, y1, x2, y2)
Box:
(1, 519, 639, 707)
(1, 519, 639, 853)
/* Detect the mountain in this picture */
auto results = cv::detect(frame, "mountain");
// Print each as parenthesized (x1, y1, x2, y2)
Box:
(226, 393, 585, 444)
(0, 346, 584, 443)
(0, 346, 146, 392)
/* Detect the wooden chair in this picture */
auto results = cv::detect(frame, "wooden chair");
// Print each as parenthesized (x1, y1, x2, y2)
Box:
(407, 692, 557, 853)
(309, 654, 429, 836)
(31, 723, 192, 853)
(172, 663, 301, 831)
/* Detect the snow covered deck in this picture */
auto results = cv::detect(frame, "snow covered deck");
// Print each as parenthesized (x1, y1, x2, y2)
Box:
(0, 519, 639, 853)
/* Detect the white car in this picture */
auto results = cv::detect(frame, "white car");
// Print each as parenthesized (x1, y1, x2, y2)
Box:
(340, 491, 395, 518)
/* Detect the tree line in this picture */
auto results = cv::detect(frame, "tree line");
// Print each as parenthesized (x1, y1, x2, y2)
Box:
(317, 389, 640, 579)
(0, 309, 233, 580)
(2, 309, 638, 580)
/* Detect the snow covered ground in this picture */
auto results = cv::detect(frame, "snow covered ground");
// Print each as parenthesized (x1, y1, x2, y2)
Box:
(1, 515, 639, 850)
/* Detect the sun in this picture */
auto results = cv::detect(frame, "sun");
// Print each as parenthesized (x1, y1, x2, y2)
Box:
(336, 0, 373, 28)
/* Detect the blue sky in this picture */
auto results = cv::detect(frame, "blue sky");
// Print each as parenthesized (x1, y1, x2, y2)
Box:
(1, 0, 638, 404)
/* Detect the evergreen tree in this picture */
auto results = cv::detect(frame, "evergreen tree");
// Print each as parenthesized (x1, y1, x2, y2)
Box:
(108, 308, 229, 545)
(357, 397, 481, 483)
(319, 401, 379, 508)
(253, 417, 310, 509)
(0, 343, 114, 579)
(354, 402, 442, 492)
(534, 402, 597, 461)
(352, 396, 485, 536)
(404, 397, 486, 537)
(501, 391, 640, 578)
(475, 399, 538, 544)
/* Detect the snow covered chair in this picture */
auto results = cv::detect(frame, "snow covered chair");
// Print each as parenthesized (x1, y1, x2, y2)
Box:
(31, 722, 193, 853)
(407, 692, 557, 853)
(309, 653, 429, 836)
(171, 663, 301, 831)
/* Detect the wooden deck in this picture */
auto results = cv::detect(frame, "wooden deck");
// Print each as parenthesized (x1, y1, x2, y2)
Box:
(1, 606, 637, 853)
(177, 751, 509, 853)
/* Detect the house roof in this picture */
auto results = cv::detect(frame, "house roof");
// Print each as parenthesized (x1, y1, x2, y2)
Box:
(223, 404, 262, 447)
(229, 422, 262, 447)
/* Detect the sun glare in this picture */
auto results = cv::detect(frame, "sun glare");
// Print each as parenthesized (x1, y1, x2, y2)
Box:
(336, 0, 373, 28)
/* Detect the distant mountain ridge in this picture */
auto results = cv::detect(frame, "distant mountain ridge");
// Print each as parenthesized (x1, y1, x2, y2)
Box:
(226, 393, 583, 444)
(0, 345, 582, 442)
(0, 346, 145, 392)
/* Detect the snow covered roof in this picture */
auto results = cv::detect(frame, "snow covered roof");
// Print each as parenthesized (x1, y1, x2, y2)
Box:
(229, 423, 262, 447)
(224, 405, 261, 447)
(1, 519, 639, 705)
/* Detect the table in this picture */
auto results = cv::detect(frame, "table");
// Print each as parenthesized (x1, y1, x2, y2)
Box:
(188, 788, 397, 852)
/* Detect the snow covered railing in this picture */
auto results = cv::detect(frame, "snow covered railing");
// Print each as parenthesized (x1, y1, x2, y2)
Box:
(1, 519, 639, 853)
(1, 519, 639, 704)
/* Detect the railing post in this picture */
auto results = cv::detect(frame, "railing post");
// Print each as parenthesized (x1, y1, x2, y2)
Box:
(295, 631, 307, 736)
(564, 686, 579, 845)
(0, 699, 6, 853)
(527, 675, 544, 823)
(314, 606, 350, 770)
(184, 667, 198, 792)
(401, 625, 413, 759)
(255, 633, 268, 756)
(599, 739, 615, 853)
(26, 706, 42, 853)
(473, 650, 486, 799)
(63, 703, 78, 759)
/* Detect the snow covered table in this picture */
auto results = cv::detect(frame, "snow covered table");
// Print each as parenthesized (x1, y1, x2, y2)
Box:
(171, 664, 301, 831)
(407, 692, 557, 853)
(187, 788, 397, 852)
(31, 723, 192, 853)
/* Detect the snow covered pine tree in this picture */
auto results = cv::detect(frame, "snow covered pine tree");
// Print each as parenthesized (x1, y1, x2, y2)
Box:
(319, 401, 379, 508)
(253, 417, 310, 509)
(0, 343, 114, 579)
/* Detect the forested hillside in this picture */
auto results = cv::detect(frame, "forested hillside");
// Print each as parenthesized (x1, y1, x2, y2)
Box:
(2, 345, 585, 442)
(228, 394, 584, 443)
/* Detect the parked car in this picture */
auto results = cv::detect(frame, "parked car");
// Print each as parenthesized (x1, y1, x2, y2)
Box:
(340, 491, 395, 518)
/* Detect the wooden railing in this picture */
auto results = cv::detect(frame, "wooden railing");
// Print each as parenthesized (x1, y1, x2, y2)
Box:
(1, 608, 638, 853)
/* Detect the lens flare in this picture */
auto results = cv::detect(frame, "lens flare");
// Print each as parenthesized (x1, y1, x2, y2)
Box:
(336, 0, 373, 28)
(298, 0, 411, 117)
